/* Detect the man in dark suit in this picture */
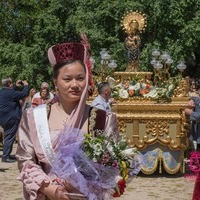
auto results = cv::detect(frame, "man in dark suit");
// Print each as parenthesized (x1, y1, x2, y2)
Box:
(0, 78, 29, 163)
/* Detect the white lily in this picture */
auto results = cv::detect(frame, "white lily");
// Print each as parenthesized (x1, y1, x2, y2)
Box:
(132, 82, 141, 90)
(119, 89, 129, 98)
(143, 89, 157, 97)
(120, 148, 137, 157)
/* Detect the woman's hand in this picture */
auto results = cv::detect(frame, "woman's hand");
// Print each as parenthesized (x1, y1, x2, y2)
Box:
(42, 178, 83, 200)
(61, 180, 81, 193)
(53, 185, 71, 200)
(40, 184, 70, 200)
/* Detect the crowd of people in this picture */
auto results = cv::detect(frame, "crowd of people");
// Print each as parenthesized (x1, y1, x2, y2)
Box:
(0, 42, 200, 199)
(0, 79, 57, 161)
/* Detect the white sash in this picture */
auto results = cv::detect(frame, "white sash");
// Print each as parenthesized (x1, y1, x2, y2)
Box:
(33, 104, 55, 165)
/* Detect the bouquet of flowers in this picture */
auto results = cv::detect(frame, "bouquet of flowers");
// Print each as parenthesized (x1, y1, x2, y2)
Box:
(83, 133, 142, 197)
(51, 126, 142, 199)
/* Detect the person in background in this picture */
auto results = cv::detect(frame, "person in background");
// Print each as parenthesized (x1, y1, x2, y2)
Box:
(32, 82, 54, 101)
(91, 82, 114, 112)
(16, 42, 118, 199)
(189, 78, 199, 97)
(0, 126, 4, 147)
(0, 78, 29, 163)
(184, 82, 200, 200)
(192, 172, 200, 200)
(32, 87, 51, 108)
(22, 88, 36, 111)
(185, 82, 200, 151)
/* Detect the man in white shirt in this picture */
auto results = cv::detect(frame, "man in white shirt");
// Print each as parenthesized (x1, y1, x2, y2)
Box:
(91, 82, 112, 112)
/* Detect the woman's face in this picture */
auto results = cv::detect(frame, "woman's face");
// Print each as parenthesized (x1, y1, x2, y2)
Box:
(40, 89, 48, 99)
(31, 89, 36, 97)
(54, 61, 86, 103)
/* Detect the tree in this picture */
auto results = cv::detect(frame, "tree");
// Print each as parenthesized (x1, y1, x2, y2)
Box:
(0, 0, 199, 88)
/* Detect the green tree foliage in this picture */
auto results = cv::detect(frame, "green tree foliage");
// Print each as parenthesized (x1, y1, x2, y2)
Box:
(0, 0, 199, 88)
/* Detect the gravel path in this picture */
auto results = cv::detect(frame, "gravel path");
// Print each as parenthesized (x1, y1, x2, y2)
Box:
(0, 144, 195, 200)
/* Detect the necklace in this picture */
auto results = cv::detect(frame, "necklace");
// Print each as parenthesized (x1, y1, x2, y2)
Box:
(63, 118, 69, 126)
(56, 103, 69, 126)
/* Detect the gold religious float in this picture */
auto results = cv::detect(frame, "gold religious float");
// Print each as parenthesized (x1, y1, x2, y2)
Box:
(109, 11, 190, 175)
(88, 11, 190, 175)
(111, 72, 190, 175)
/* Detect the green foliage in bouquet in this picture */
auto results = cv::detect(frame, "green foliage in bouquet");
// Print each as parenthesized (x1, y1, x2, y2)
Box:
(83, 134, 140, 180)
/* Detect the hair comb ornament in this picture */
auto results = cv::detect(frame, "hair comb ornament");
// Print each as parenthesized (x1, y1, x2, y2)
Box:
(48, 42, 86, 67)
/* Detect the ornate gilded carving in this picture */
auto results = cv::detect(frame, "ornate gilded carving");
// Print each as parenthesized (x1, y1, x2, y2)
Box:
(118, 119, 126, 134)
(146, 120, 169, 137)
(173, 77, 190, 97)
(114, 72, 152, 83)
(113, 99, 190, 151)
(88, 107, 97, 137)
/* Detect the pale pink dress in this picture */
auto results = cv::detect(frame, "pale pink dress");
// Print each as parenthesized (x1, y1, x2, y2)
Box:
(16, 103, 118, 200)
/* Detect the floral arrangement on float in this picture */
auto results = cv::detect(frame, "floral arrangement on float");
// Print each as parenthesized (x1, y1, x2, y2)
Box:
(51, 127, 142, 200)
(111, 75, 180, 102)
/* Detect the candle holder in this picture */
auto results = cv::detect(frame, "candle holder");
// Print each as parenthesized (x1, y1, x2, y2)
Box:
(150, 49, 186, 86)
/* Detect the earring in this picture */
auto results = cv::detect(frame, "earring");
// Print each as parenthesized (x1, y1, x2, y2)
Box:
(55, 87, 59, 94)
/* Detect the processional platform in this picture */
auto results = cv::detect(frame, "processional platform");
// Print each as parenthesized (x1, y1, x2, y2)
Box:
(111, 71, 190, 174)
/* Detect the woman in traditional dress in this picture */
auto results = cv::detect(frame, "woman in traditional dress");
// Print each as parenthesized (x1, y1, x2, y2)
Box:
(16, 42, 118, 200)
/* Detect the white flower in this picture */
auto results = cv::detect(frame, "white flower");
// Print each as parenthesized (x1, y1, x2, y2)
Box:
(115, 175, 123, 183)
(93, 143, 103, 156)
(128, 85, 135, 90)
(168, 84, 174, 91)
(119, 89, 129, 98)
(115, 83, 123, 88)
(120, 148, 137, 157)
(92, 157, 98, 162)
(143, 89, 157, 97)
(106, 143, 116, 157)
(132, 83, 141, 90)
(141, 83, 147, 89)
(107, 76, 116, 88)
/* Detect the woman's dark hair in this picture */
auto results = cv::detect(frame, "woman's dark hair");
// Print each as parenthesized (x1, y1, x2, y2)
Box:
(53, 59, 86, 79)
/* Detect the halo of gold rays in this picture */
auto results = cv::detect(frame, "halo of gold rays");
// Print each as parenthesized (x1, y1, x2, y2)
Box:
(121, 10, 147, 34)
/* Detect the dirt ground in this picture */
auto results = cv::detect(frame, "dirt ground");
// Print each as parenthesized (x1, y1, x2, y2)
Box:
(0, 143, 195, 200)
